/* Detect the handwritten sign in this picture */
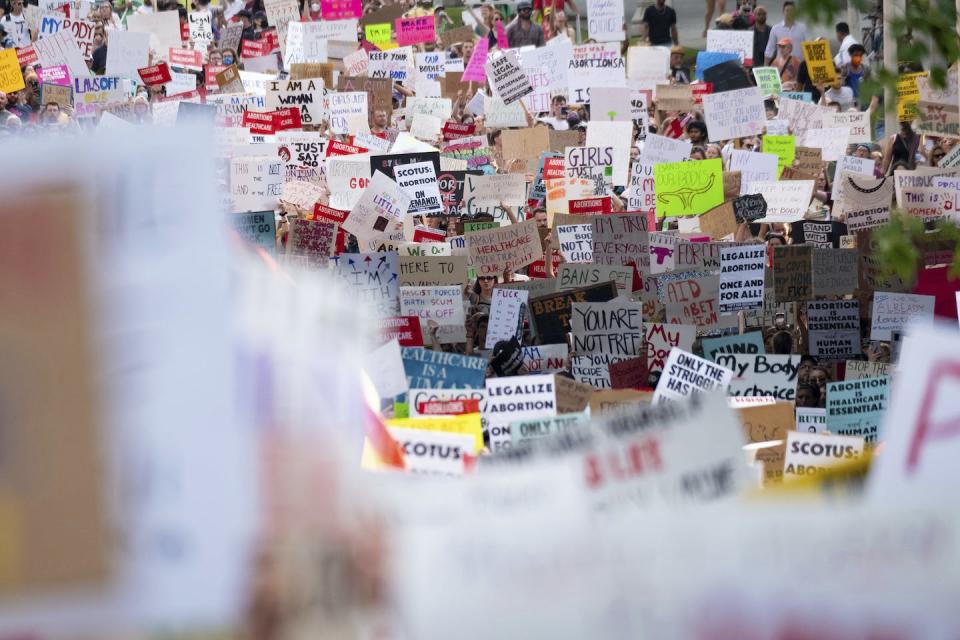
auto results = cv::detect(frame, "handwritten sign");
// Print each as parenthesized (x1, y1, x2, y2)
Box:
(654, 159, 724, 217)
(773, 244, 812, 303)
(749, 180, 814, 223)
(466, 220, 543, 276)
(870, 292, 935, 340)
(701, 86, 765, 142)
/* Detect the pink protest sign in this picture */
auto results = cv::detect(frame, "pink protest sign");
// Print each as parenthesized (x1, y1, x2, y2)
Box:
(495, 19, 506, 48)
(395, 15, 435, 46)
(461, 35, 489, 83)
(39, 65, 71, 86)
(321, 0, 361, 20)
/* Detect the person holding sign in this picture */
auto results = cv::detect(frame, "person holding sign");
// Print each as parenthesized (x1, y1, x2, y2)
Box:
(772, 38, 800, 87)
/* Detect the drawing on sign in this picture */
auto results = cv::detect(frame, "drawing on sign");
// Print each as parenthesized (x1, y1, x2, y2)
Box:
(657, 173, 715, 209)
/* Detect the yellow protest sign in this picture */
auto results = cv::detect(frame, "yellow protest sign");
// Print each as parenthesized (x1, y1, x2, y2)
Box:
(653, 158, 724, 217)
(801, 40, 837, 85)
(897, 71, 928, 122)
(763, 134, 796, 176)
(0, 48, 25, 94)
(365, 23, 393, 47)
(386, 414, 484, 453)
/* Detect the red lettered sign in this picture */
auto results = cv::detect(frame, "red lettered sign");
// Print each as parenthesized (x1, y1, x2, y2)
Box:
(169, 47, 203, 69)
(326, 139, 368, 157)
(16, 46, 38, 67)
(417, 399, 481, 415)
(442, 121, 476, 141)
(412, 226, 446, 243)
(379, 316, 425, 347)
(243, 110, 277, 134)
(138, 62, 173, 86)
(543, 157, 565, 180)
(240, 38, 271, 59)
(569, 197, 611, 215)
(273, 107, 302, 131)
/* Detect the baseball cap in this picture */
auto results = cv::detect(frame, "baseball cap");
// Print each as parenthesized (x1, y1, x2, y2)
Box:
(517, 0, 533, 9)
(777, 37, 791, 45)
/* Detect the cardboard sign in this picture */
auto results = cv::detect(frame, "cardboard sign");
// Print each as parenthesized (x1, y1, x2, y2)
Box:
(653, 349, 732, 404)
(40, 82, 72, 108)
(718, 244, 766, 313)
(658, 271, 735, 332)
(718, 354, 799, 401)
(521, 344, 569, 374)
(641, 134, 692, 165)
(567, 42, 626, 104)
(463, 172, 527, 207)
(591, 213, 650, 271)
(728, 150, 779, 196)
(801, 40, 837, 84)
(870, 292, 935, 341)
(230, 210, 276, 254)
(380, 316, 425, 347)
(732, 193, 767, 223)
(558, 264, 633, 293)
(286, 218, 336, 269)
(749, 180, 814, 223)
(398, 255, 467, 287)
(485, 287, 529, 349)
(571, 299, 643, 357)
(400, 285, 465, 344)
(839, 175, 893, 232)
(485, 50, 533, 106)
(530, 281, 618, 344)
(826, 376, 890, 444)
(701, 331, 765, 362)
(655, 83, 694, 112)
(796, 406, 827, 434)
(773, 245, 812, 303)
(342, 170, 410, 242)
(812, 248, 858, 297)
(400, 347, 487, 389)
(644, 322, 696, 373)
(466, 220, 543, 276)
(845, 360, 891, 380)
(654, 159, 724, 217)
(701, 87, 765, 142)
(784, 431, 865, 478)
(696, 201, 737, 240)
(807, 300, 860, 359)
(556, 224, 594, 263)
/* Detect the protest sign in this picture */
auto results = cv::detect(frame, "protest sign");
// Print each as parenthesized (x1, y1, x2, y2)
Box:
(511, 413, 590, 445)
(591, 213, 650, 271)
(230, 211, 276, 255)
(438, 25, 474, 49)
(395, 15, 435, 46)
(38, 14, 97, 60)
(466, 220, 543, 276)
(286, 218, 336, 269)
(138, 62, 172, 86)
(752, 67, 782, 96)
(653, 83, 694, 112)
(266, 78, 325, 126)
(369, 426, 473, 475)
(839, 175, 893, 232)
(870, 292, 935, 340)
(658, 271, 735, 332)
(706, 29, 754, 65)
(483, 95, 527, 127)
(105, 30, 149, 78)
(626, 45, 670, 93)
(332, 252, 400, 316)
(762, 134, 796, 174)
(188, 10, 214, 52)
(701, 87, 765, 142)
(486, 288, 529, 349)
(718, 244, 766, 313)
(485, 50, 533, 106)
(702, 331, 765, 362)
(380, 316, 425, 347)
(230, 155, 283, 212)
(718, 354, 800, 400)
(784, 431, 865, 478)
(801, 40, 837, 84)
(283, 22, 330, 67)
(697, 201, 737, 240)
(654, 159, 724, 217)
(736, 401, 794, 483)
(801, 127, 850, 163)
(773, 245, 812, 303)
(644, 322, 696, 373)
(328, 91, 368, 135)
(521, 344, 569, 374)
(806, 300, 860, 359)
(590, 86, 633, 121)
(845, 360, 891, 380)
(728, 150, 779, 196)
(568, 42, 626, 103)
(587, 0, 625, 41)
(749, 180, 813, 222)
(398, 255, 466, 287)
(40, 82, 71, 108)
(653, 349, 733, 404)
(585, 121, 633, 187)
(827, 376, 890, 445)
(530, 282, 618, 344)
(34, 30, 89, 80)
(791, 220, 850, 249)
(732, 193, 768, 223)
(641, 134, 692, 165)
(463, 172, 527, 207)
(825, 110, 871, 144)
(484, 375, 557, 451)
(555, 224, 594, 264)
(896, 70, 927, 121)
(400, 347, 487, 390)
(369, 48, 410, 81)
(342, 170, 410, 243)
(812, 248, 858, 296)
(400, 285, 465, 344)
(371, 151, 442, 180)
(796, 406, 827, 434)
(571, 299, 643, 357)
(462, 35, 489, 83)
(558, 264, 633, 293)
(394, 161, 443, 216)
(702, 58, 751, 91)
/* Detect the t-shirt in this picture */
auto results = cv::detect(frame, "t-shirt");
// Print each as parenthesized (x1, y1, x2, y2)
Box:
(642, 5, 676, 46)
(2, 13, 29, 48)
(824, 85, 855, 111)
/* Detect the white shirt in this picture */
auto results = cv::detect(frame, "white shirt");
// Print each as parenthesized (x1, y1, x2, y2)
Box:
(764, 21, 808, 62)
(824, 85, 855, 111)
(2, 12, 30, 48)
(834, 34, 859, 67)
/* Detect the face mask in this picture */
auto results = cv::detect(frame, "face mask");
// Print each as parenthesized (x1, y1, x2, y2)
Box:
(311, 2, 319, 10)
(223, 54, 234, 65)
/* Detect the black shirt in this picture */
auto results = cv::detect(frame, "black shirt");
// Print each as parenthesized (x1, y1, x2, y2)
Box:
(642, 5, 676, 46)
(753, 25, 770, 67)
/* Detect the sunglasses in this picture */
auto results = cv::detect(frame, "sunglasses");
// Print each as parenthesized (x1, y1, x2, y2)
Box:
(478, 276, 496, 281)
